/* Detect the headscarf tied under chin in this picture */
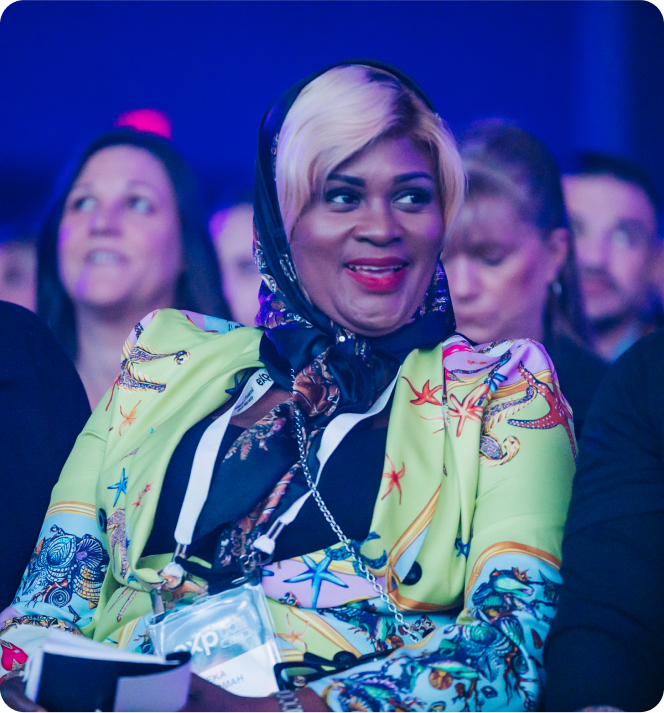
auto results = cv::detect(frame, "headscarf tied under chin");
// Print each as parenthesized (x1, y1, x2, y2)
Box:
(193, 60, 457, 581)
(253, 58, 457, 426)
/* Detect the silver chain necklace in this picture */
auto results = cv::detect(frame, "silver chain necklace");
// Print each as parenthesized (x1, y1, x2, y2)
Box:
(291, 398, 420, 644)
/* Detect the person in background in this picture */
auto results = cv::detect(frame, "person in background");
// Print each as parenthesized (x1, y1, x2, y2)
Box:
(0, 301, 90, 612)
(545, 328, 664, 711)
(209, 199, 262, 326)
(0, 224, 37, 311)
(37, 128, 231, 408)
(563, 153, 662, 362)
(443, 122, 607, 438)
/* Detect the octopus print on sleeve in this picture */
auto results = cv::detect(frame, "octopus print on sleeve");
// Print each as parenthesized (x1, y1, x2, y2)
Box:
(0, 501, 109, 674)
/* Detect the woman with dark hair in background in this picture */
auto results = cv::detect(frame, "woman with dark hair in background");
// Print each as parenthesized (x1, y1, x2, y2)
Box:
(38, 128, 231, 407)
(442, 122, 607, 437)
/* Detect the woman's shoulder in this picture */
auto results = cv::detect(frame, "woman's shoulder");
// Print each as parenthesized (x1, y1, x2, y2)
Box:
(442, 334, 556, 387)
(124, 308, 261, 353)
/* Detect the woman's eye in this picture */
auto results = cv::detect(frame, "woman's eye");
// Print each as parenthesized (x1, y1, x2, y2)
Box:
(128, 196, 153, 214)
(474, 249, 505, 267)
(326, 191, 358, 206)
(71, 196, 95, 212)
(396, 189, 431, 205)
(481, 256, 504, 267)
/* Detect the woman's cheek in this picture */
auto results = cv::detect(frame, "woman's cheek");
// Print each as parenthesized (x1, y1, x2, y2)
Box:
(56, 227, 82, 295)
(143, 224, 182, 284)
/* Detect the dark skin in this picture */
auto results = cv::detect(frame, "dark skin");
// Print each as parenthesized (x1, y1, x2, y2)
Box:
(2, 136, 443, 712)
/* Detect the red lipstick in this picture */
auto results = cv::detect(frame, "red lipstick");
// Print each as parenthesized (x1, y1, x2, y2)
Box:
(345, 257, 408, 292)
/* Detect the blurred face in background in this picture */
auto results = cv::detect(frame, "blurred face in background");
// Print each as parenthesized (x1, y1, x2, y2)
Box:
(563, 174, 659, 328)
(443, 195, 567, 344)
(0, 240, 36, 311)
(57, 145, 183, 316)
(210, 203, 261, 326)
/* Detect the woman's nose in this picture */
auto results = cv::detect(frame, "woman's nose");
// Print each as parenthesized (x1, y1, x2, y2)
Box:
(446, 257, 478, 301)
(88, 203, 122, 236)
(355, 200, 401, 244)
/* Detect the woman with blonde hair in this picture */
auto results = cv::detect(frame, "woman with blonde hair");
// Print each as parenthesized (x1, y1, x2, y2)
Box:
(1, 60, 574, 712)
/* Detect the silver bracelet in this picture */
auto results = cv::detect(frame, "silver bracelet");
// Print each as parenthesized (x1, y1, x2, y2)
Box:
(275, 689, 304, 712)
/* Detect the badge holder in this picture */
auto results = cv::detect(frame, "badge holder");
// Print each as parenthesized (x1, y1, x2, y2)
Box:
(147, 370, 282, 698)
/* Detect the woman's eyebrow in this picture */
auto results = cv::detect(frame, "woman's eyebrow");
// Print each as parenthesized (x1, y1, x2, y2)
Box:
(327, 173, 364, 187)
(394, 172, 434, 183)
(128, 179, 158, 190)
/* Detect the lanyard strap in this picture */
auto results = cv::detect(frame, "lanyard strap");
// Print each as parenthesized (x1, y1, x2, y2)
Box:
(174, 368, 274, 547)
(253, 369, 400, 555)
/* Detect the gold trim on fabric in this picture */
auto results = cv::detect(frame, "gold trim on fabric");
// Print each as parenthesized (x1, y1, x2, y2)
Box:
(383, 486, 440, 577)
(465, 541, 562, 598)
(286, 607, 361, 658)
(387, 587, 463, 612)
(45, 501, 97, 520)
(116, 617, 140, 649)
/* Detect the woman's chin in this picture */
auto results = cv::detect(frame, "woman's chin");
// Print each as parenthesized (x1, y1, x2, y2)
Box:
(337, 310, 411, 338)
(74, 291, 139, 315)
(454, 322, 499, 346)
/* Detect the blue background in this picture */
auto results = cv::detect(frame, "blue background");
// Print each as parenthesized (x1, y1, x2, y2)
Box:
(0, 1, 662, 226)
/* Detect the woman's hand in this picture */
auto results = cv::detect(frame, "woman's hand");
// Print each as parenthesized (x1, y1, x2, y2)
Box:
(181, 674, 329, 712)
(0, 674, 46, 712)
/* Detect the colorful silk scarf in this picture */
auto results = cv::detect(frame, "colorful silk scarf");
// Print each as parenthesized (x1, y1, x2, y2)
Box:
(195, 60, 458, 582)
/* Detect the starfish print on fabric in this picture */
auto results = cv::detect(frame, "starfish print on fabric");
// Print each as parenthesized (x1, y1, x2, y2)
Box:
(381, 455, 405, 504)
(132, 483, 152, 507)
(285, 554, 348, 608)
(401, 377, 443, 406)
(447, 384, 488, 437)
(508, 362, 576, 459)
(107, 469, 128, 507)
(118, 401, 141, 436)
(278, 613, 310, 650)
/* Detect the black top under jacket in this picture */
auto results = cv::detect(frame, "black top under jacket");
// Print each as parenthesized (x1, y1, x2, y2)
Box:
(0, 302, 91, 609)
(544, 329, 664, 712)
(542, 333, 608, 440)
(143, 416, 388, 565)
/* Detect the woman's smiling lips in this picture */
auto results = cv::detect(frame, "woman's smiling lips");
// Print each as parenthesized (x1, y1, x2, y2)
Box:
(345, 256, 409, 292)
(84, 249, 128, 266)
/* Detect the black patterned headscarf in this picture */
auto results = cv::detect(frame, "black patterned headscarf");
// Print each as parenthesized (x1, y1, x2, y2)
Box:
(194, 60, 458, 577)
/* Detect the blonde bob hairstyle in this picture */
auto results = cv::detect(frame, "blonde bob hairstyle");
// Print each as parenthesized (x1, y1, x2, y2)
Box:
(276, 64, 466, 240)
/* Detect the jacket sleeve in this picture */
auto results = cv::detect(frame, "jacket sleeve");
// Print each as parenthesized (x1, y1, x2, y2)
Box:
(0, 380, 114, 677)
(309, 340, 575, 711)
